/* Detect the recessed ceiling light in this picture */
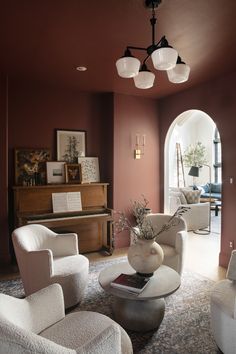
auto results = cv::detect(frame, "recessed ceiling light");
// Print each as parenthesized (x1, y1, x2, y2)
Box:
(76, 66, 87, 71)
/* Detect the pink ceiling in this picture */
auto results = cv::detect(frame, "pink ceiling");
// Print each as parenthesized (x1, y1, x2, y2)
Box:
(1, 0, 236, 98)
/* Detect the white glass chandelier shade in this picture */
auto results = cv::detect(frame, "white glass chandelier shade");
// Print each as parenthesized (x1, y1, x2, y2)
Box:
(151, 47, 178, 70)
(167, 63, 190, 83)
(134, 70, 155, 89)
(116, 56, 141, 78)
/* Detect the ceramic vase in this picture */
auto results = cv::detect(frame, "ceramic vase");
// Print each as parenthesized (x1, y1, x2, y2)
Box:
(127, 238, 164, 277)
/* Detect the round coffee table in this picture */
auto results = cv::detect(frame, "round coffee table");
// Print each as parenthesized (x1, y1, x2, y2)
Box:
(98, 261, 181, 332)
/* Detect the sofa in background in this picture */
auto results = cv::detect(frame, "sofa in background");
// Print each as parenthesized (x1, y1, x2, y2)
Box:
(194, 183, 222, 200)
(169, 187, 210, 232)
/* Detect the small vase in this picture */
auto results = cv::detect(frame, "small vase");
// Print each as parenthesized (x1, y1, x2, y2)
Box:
(127, 238, 164, 277)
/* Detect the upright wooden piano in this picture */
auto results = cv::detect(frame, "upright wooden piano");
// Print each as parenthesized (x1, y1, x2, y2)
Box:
(13, 183, 114, 254)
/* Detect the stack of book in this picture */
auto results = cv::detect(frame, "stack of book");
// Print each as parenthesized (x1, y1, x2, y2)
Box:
(110, 273, 150, 294)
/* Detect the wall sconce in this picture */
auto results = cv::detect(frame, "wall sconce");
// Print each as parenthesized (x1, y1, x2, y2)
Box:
(134, 134, 146, 159)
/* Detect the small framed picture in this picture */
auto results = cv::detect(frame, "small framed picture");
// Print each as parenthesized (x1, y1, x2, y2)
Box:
(56, 129, 86, 163)
(46, 161, 66, 184)
(15, 148, 51, 186)
(65, 164, 81, 184)
(78, 157, 100, 183)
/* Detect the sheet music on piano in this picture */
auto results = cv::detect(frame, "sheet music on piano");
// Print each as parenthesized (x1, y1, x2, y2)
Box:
(52, 192, 82, 213)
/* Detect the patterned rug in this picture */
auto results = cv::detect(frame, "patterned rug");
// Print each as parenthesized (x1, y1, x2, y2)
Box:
(0, 257, 220, 354)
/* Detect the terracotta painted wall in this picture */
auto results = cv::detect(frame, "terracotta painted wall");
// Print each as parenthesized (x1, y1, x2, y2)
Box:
(158, 71, 236, 267)
(0, 76, 10, 266)
(3, 79, 114, 261)
(113, 94, 160, 248)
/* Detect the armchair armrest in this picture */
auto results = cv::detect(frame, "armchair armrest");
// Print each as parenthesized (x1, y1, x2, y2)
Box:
(175, 231, 187, 254)
(77, 323, 121, 354)
(226, 250, 236, 281)
(174, 230, 187, 275)
(28, 284, 65, 334)
(27, 249, 53, 279)
(50, 233, 79, 257)
(0, 284, 65, 336)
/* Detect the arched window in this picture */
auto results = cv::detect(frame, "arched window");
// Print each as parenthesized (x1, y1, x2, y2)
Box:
(213, 128, 221, 183)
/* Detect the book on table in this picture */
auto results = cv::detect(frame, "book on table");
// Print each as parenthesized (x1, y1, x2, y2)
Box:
(110, 273, 150, 294)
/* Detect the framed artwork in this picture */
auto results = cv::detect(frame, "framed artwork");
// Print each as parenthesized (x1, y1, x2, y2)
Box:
(65, 164, 81, 184)
(46, 161, 66, 184)
(57, 129, 86, 163)
(78, 157, 100, 183)
(15, 148, 51, 186)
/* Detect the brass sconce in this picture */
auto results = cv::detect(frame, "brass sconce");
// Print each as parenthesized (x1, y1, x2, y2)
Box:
(134, 134, 146, 159)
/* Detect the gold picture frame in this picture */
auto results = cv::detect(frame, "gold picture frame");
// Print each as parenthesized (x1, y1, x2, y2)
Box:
(65, 164, 81, 184)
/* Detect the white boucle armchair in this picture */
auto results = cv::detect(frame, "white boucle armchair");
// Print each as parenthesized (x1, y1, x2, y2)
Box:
(0, 283, 133, 354)
(210, 250, 236, 354)
(131, 213, 187, 275)
(169, 188, 210, 231)
(12, 224, 89, 309)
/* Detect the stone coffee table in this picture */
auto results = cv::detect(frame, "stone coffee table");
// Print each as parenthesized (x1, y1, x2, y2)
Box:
(98, 261, 181, 332)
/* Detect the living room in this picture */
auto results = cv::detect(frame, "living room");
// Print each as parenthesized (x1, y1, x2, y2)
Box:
(1, 1, 236, 353)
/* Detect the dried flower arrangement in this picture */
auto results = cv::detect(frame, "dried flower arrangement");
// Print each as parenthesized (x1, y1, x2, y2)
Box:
(115, 196, 189, 241)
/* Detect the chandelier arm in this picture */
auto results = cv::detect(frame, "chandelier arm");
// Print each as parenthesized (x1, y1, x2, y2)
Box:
(127, 46, 147, 52)
(143, 54, 151, 64)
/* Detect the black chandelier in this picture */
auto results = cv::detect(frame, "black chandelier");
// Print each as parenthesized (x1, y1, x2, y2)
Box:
(116, 0, 190, 89)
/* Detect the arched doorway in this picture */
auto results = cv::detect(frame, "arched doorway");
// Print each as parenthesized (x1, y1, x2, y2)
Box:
(164, 109, 222, 279)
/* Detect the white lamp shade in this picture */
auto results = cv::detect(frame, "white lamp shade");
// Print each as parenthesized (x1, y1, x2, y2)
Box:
(116, 57, 140, 78)
(133, 71, 155, 89)
(151, 47, 178, 71)
(167, 63, 190, 83)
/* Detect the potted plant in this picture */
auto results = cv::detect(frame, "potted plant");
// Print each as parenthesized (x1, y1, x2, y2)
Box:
(183, 141, 207, 168)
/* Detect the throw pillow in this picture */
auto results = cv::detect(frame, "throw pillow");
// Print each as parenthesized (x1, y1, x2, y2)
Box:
(171, 191, 187, 204)
(202, 183, 210, 193)
(182, 189, 201, 204)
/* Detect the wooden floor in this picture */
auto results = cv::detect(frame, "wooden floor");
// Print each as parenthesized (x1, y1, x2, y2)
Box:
(0, 212, 226, 282)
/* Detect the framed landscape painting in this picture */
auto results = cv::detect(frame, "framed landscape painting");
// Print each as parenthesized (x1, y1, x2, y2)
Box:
(57, 130, 86, 163)
(15, 148, 51, 186)
(46, 161, 66, 184)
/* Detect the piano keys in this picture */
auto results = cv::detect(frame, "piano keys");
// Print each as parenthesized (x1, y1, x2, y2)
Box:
(13, 183, 114, 254)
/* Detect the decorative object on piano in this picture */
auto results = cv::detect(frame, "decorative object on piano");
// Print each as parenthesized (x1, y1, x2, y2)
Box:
(115, 196, 189, 276)
(46, 161, 66, 184)
(78, 157, 100, 183)
(52, 191, 82, 213)
(57, 129, 86, 163)
(15, 148, 51, 186)
(65, 163, 81, 184)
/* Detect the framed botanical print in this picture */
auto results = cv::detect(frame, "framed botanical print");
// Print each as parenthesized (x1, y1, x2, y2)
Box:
(15, 148, 51, 186)
(46, 161, 66, 184)
(65, 164, 81, 184)
(78, 157, 100, 183)
(57, 129, 86, 163)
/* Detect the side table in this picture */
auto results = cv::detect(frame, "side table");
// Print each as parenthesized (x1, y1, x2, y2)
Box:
(98, 261, 180, 332)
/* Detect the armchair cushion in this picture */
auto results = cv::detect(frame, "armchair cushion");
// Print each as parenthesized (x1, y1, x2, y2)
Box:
(40, 312, 121, 353)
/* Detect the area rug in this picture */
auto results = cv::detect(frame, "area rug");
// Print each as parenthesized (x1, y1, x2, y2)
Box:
(0, 257, 221, 354)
